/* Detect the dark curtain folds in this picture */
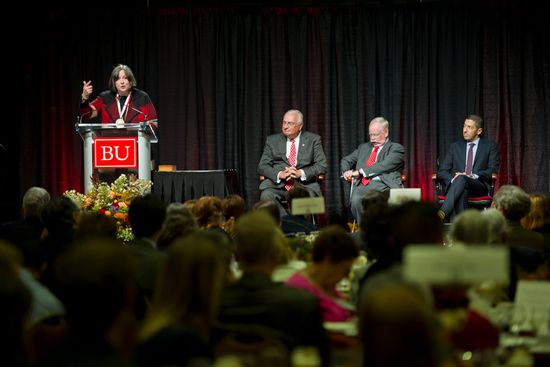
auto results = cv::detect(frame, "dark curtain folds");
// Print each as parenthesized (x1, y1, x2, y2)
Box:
(4, 2, 549, 223)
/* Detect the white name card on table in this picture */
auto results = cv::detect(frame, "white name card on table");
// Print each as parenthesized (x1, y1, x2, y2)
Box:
(514, 280, 550, 319)
(291, 196, 326, 216)
(403, 244, 509, 284)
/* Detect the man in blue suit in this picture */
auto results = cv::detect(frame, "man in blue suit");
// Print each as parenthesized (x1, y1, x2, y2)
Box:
(341, 117, 405, 223)
(437, 114, 500, 221)
(258, 109, 327, 216)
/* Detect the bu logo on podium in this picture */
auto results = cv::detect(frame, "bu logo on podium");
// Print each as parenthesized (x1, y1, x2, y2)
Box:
(93, 137, 138, 169)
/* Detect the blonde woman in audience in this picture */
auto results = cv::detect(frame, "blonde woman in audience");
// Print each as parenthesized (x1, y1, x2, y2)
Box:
(521, 193, 550, 231)
(136, 233, 226, 367)
(521, 193, 550, 259)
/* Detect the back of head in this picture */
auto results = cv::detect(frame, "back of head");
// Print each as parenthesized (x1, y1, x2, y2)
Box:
(222, 194, 246, 220)
(449, 209, 490, 244)
(381, 202, 443, 263)
(482, 208, 507, 244)
(75, 211, 118, 241)
(360, 190, 390, 258)
(193, 195, 223, 228)
(235, 211, 283, 267)
(54, 239, 136, 338)
(157, 205, 198, 251)
(148, 232, 225, 335)
(41, 196, 80, 233)
(22, 186, 50, 219)
(359, 285, 443, 367)
(311, 225, 359, 263)
(492, 185, 531, 221)
(521, 194, 550, 230)
(128, 194, 166, 238)
(286, 184, 310, 211)
(251, 199, 281, 225)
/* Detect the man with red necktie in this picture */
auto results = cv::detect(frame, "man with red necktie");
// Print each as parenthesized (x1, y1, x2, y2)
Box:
(258, 109, 328, 217)
(341, 117, 405, 223)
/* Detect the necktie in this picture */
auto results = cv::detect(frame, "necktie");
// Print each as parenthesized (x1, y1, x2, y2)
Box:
(361, 145, 380, 185)
(465, 142, 475, 175)
(285, 139, 297, 191)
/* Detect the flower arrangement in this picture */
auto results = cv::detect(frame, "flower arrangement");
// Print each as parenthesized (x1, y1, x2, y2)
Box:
(64, 174, 153, 243)
(287, 232, 319, 261)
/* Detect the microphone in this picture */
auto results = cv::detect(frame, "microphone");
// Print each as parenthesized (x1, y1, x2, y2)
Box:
(129, 106, 148, 122)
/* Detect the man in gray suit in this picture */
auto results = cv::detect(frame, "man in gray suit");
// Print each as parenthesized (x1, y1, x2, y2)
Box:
(258, 109, 327, 216)
(437, 114, 500, 221)
(341, 117, 405, 223)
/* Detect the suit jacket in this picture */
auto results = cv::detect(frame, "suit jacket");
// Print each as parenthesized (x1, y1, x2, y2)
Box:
(126, 237, 166, 292)
(340, 140, 405, 187)
(217, 272, 330, 366)
(437, 138, 500, 193)
(257, 131, 327, 195)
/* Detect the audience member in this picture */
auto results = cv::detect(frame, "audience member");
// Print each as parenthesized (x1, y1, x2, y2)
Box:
(193, 196, 224, 229)
(521, 193, 550, 258)
(35, 239, 138, 366)
(482, 208, 508, 244)
(127, 194, 167, 319)
(258, 109, 328, 217)
(156, 203, 197, 251)
(74, 211, 119, 242)
(136, 233, 226, 367)
(357, 202, 443, 308)
(272, 230, 307, 283)
(215, 211, 330, 366)
(0, 241, 31, 367)
(359, 189, 390, 258)
(251, 199, 281, 226)
(221, 194, 246, 239)
(286, 225, 359, 322)
(0, 186, 50, 250)
(281, 184, 318, 235)
(448, 209, 491, 244)
(359, 285, 454, 367)
(40, 196, 81, 292)
(492, 185, 545, 254)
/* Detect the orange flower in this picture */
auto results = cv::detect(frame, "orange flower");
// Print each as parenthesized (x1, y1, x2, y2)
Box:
(114, 212, 126, 220)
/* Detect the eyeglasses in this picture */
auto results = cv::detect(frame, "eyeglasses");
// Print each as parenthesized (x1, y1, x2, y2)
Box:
(282, 121, 300, 126)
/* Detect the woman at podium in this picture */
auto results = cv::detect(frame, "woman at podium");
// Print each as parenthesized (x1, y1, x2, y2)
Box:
(80, 64, 158, 128)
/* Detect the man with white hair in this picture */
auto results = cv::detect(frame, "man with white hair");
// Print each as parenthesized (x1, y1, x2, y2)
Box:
(258, 109, 327, 217)
(0, 186, 50, 248)
(341, 117, 405, 223)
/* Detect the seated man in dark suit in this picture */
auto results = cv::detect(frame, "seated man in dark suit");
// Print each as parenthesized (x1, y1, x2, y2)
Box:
(258, 109, 327, 217)
(341, 117, 405, 223)
(215, 211, 330, 366)
(437, 114, 500, 221)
